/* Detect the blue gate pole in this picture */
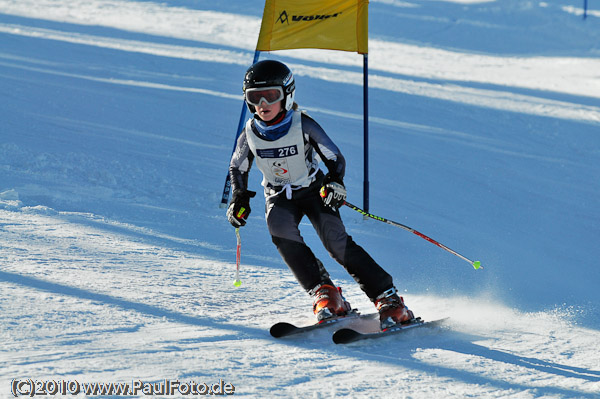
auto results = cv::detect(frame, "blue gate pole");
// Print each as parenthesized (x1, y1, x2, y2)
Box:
(363, 53, 370, 213)
(220, 50, 261, 207)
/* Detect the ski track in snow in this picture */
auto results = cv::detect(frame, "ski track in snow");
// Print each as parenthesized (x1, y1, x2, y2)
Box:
(1, 0, 600, 397)
(2, 207, 600, 398)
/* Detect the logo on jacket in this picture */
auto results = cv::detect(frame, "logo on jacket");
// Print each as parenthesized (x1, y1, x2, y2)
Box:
(271, 160, 290, 183)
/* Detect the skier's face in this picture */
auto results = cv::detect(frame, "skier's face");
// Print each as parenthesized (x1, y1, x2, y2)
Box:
(255, 99, 282, 122)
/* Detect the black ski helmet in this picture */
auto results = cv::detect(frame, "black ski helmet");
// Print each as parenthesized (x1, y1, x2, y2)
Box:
(243, 60, 295, 112)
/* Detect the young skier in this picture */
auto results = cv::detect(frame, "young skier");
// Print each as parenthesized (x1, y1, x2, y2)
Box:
(227, 60, 414, 329)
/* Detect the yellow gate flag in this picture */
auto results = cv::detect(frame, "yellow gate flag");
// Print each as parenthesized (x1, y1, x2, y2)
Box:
(256, 0, 368, 54)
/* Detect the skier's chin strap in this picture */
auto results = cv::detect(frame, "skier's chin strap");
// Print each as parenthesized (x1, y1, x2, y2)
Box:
(266, 168, 319, 202)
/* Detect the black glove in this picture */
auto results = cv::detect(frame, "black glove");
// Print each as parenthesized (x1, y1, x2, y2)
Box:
(320, 174, 346, 209)
(227, 190, 256, 227)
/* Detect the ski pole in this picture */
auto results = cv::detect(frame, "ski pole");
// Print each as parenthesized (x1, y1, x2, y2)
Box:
(234, 228, 242, 287)
(343, 201, 482, 270)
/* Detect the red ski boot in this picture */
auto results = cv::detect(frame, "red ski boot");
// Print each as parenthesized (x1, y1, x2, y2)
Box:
(375, 288, 414, 330)
(311, 284, 352, 321)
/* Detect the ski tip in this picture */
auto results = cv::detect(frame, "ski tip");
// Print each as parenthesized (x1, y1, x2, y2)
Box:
(269, 322, 298, 338)
(332, 328, 362, 344)
(333, 317, 450, 344)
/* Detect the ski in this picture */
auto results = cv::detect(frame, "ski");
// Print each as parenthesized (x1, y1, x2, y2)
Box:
(270, 311, 377, 338)
(332, 317, 448, 344)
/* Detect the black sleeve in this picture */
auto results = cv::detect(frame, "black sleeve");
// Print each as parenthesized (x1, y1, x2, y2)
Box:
(229, 127, 254, 195)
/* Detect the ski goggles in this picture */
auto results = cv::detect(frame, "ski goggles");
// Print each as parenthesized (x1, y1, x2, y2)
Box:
(245, 86, 284, 107)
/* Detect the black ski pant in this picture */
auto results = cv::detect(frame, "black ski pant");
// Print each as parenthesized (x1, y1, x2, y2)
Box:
(265, 183, 393, 301)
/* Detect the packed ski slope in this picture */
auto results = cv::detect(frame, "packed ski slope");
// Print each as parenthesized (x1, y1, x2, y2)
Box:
(1, 0, 600, 397)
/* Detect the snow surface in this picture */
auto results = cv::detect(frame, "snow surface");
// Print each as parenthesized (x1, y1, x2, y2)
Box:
(1, 0, 600, 397)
